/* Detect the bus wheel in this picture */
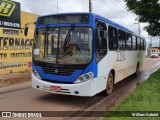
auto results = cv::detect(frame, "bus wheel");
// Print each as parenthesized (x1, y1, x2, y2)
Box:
(135, 64, 139, 76)
(105, 72, 114, 95)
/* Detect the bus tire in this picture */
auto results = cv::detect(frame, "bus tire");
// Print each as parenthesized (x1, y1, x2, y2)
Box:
(135, 64, 139, 76)
(105, 72, 114, 96)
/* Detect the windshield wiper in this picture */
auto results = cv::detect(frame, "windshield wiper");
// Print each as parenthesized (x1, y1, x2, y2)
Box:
(63, 24, 75, 54)
(44, 25, 48, 58)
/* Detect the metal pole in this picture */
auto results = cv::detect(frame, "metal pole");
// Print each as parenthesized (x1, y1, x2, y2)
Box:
(150, 35, 152, 47)
(159, 36, 160, 56)
(134, 16, 141, 35)
(57, 0, 58, 13)
(138, 18, 140, 35)
(159, 36, 160, 48)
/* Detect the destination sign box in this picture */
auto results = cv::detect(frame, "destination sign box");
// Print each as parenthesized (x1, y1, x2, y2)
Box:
(38, 14, 89, 25)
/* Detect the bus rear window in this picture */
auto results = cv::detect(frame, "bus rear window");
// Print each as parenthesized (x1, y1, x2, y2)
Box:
(38, 14, 89, 25)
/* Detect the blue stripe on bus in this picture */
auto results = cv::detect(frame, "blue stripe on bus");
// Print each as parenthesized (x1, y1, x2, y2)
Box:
(36, 66, 83, 82)
(32, 60, 97, 83)
(80, 59, 97, 78)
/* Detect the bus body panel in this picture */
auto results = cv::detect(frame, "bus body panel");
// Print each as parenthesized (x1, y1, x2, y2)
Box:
(97, 50, 146, 86)
(32, 58, 98, 83)
(32, 73, 107, 96)
(32, 12, 146, 96)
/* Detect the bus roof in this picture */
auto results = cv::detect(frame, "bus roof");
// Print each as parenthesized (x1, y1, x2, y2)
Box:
(37, 12, 144, 39)
(92, 13, 144, 38)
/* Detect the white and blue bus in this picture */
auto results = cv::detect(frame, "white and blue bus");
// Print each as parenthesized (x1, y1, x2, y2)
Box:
(31, 13, 146, 96)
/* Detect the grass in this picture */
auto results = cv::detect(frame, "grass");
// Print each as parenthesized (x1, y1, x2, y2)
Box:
(103, 69, 160, 120)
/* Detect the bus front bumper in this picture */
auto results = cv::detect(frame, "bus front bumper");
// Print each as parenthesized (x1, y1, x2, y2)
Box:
(32, 74, 95, 97)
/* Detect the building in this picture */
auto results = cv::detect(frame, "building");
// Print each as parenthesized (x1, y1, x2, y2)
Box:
(151, 47, 160, 56)
(0, 0, 38, 75)
(147, 46, 160, 57)
(151, 47, 160, 54)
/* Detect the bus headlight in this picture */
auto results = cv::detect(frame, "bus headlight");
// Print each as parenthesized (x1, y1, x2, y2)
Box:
(74, 72, 94, 84)
(32, 68, 42, 80)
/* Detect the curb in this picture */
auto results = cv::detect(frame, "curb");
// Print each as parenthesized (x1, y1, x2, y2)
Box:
(0, 82, 31, 94)
(69, 61, 160, 120)
(87, 61, 160, 111)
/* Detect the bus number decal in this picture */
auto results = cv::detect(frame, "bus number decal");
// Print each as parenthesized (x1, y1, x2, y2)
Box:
(117, 51, 126, 61)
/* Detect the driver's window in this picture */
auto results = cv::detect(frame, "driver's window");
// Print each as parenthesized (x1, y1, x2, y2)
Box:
(96, 21, 107, 63)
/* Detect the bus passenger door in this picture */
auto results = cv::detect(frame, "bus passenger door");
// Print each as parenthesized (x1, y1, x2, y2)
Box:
(96, 21, 107, 63)
(117, 30, 127, 81)
(96, 21, 108, 77)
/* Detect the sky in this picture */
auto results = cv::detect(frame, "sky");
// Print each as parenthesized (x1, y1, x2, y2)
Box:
(13, 0, 160, 47)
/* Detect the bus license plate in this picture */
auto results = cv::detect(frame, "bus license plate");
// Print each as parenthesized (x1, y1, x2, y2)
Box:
(50, 86, 61, 91)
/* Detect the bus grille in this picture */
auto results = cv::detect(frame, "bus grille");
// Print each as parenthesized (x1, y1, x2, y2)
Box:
(41, 67, 75, 76)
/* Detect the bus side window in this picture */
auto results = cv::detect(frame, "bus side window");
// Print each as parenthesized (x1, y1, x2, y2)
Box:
(118, 30, 126, 50)
(143, 39, 146, 50)
(137, 37, 141, 50)
(96, 21, 107, 62)
(140, 38, 144, 50)
(108, 26, 118, 50)
(132, 36, 137, 50)
(126, 33, 132, 50)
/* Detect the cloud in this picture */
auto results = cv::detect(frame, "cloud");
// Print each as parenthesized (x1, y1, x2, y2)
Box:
(13, 0, 159, 46)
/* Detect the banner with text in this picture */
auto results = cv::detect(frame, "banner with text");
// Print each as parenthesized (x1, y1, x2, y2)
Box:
(0, 0, 21, 29)
(0, 37, 33, 75)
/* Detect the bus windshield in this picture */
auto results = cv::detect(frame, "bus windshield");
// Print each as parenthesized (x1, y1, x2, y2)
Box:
(33, 27, 93, 65)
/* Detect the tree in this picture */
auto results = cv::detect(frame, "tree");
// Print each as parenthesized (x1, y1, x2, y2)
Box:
(124, 0, 160, 36)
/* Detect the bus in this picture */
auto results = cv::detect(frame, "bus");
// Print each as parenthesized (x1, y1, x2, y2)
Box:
(29, 12, 146, 96)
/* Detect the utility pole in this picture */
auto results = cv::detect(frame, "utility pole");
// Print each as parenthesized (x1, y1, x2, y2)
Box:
(89, 0, 92, 12)
(134, 16, 141, 35)
(135, 1, 141, 34)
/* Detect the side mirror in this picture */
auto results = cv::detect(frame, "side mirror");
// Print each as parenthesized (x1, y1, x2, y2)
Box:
(24, 26, 28, 36)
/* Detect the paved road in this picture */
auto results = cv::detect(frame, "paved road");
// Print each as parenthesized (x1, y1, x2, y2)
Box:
(0, 58, 160, 120)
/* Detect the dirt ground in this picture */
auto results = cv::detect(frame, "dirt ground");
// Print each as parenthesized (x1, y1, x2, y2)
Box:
(0, 71, 31, 88)
(140, 58, 160, 71)
(0, 58, 159, 88)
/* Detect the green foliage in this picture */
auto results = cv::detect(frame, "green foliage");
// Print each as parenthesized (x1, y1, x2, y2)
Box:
(124, 0, 160, 36)
(103, 69, 160, 120)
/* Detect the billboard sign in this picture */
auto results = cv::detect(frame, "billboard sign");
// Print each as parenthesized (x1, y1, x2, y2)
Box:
(0, 0, 21, 29)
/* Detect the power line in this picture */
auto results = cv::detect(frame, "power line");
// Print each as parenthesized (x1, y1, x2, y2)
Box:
(21, 1, 69, 15)
(111, 0, 125, 12)
(92, 1, 124, 17)
(112, 0, 136, 17)
(109, 1, 127, 16)
(36, 0, 69, 12)
(114, 0, 126, 8)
